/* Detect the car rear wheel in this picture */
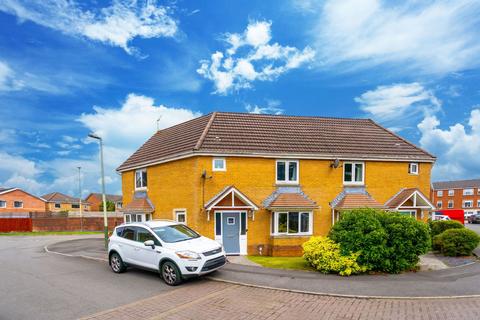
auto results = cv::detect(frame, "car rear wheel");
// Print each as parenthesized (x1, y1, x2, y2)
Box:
(161, 261, 182, 286)
(109, 252, 126, 273)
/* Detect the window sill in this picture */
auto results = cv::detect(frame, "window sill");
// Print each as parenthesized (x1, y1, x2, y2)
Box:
(275, 182, 299, 186)
(135, 187, 147, 191)
(270, 234, 312, 239)
(343, 182, 365, 186)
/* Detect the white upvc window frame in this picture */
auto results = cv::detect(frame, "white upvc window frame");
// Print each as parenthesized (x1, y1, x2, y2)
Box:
(448, 189, 454, 196)
(13, 201, 23, 208)
(275, 160, 299, 185)
(343, 161, 365, 185)
(463, 200, 473, 208)
(408, 162, 419, 175)
(173, 208, 187, 224)
(0, 200, 6, 208)
(398, 210, 417, 218)
(463, 188, 474, 196)
(437, 190, 443, 197)
(135, 168, 147, 190)
(477, 200, 480, 208)
(447, 200, 454, 208)
(124, 213, 151, 224)
(436, 201, 442, 209)
(271, 211, 313, 236)
(212, 158, 226, 172)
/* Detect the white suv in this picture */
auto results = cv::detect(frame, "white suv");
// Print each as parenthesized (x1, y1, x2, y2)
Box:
(108, 220, 226, 285)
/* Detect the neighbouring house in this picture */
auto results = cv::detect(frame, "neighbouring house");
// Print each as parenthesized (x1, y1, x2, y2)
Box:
(84, 193, 123, 211)
(42, 192, 90, 212)
(117, 112, 435, 256)
(431, 179, 480, 216)
(0, 187, 46, 214)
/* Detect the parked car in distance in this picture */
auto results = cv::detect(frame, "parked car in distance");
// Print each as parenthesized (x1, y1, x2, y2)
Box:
(432, 214, 451, 221)
(467, 214, 480, 224)
(108, 220, 226, 285)
(464, 211, 476, 219)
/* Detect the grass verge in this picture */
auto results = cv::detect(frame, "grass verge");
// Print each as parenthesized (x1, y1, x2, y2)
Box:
(247, 255, 314, 271)
(0, 231, 102, 236)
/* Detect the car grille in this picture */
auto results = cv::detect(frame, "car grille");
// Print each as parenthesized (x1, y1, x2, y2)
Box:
(203, 247, 222, 257)
(201, 256, 226, 271)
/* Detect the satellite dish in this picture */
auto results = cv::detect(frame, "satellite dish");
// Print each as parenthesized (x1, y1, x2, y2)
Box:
(331, 158, 340, 168)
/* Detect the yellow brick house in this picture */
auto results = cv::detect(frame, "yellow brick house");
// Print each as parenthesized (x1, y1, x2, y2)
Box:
(117, 112, 435, 256)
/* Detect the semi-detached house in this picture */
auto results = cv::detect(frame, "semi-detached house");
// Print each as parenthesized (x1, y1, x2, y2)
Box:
(117, 112, 436, 256)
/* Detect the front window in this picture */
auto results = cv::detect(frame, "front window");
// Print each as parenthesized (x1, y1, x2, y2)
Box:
(436, 201, 442, 209)
(0, 200, 6, 208)
(14, 201, 23, 208)
(272, 212, 312, 235)
(71, 204, 80, 209)
(398, 210, 416, 218)
(448, 200, 454, 208)
(276, 160, 298, 184)
(448, 189, 454, 196)
(408, 163, 419, 175)
(463, 188, 474, 196)
(212, 158, 226, 171)
(437, 190, 443, 197)
(152, 224, 200, 243)
(343, 162, 364, 185)
(54, 203, 61, 208)
(463, 200, 473, 208)
(135, 168, 147, 189)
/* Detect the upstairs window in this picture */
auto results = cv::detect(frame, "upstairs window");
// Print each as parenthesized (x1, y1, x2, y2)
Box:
(448, 189, 454, 196)
(276, 160, 298, 184)
(343, 162, 364, 185)
(212, 158, 226, 171)
(0, 200, 6, 208)
(135, 168, 147, 189)
(408, 163, 419, 175)
(463, 188, 474, 196)
(14, 201, 23, 208)
(437, 190, 443, 197)
(174, 209, 187, 223)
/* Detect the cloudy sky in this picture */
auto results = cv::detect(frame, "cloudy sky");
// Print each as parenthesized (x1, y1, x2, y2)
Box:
(1, 0, 480, 198)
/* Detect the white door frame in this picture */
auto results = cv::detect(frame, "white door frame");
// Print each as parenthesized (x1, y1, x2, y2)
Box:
(214, 210, 247, 255)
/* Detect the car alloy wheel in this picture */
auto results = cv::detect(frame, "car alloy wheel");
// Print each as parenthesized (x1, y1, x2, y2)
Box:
(161, 262, 182, 286)
(109, 252, 126, 273)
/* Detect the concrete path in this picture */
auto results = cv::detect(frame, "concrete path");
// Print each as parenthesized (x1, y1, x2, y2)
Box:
(48, 237, 480, 298)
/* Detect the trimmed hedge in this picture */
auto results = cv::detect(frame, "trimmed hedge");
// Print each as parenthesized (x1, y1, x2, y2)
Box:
(302, 236, 366, 276)
(329, 208, 430, 273)
(433, 228, 480, 256)
(429, 220, 464, 237)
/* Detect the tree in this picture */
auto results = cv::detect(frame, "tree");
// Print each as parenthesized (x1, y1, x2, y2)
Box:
(99, 200, 116, 212)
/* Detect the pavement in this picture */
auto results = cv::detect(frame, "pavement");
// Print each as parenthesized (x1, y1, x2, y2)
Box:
(466, 223, 480, 256)
(48, 237, 480, 298)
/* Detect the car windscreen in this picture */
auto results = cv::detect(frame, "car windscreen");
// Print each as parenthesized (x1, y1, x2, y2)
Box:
(152, 224, 200, 243)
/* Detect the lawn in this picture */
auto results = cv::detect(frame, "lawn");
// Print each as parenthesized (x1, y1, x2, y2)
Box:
(247, 255, 314, 271)
(0, 231, 102, 236)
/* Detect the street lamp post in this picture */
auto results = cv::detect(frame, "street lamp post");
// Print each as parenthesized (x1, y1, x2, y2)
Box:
(88, 133, 108, 249)
(77, 166, 83, 232)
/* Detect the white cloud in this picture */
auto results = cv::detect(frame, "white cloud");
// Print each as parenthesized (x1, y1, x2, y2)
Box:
(310, 0, 480, 75)
(0, 0, 178, 56)
(356, 83, 441, 130)
(198, 20, 315, 94)
(245, 99, 284, 115)
(0, 61, 24, 91)
(418, 109, 480, 180)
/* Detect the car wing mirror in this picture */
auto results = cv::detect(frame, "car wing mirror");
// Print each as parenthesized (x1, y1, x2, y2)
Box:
(144, 240, 155, 248)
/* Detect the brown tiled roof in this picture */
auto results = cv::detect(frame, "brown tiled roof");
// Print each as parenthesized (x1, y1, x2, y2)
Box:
(268, 193, 318, 209)
(432, 179, 480, 190)
(42, 192, 81, 204)
(123, 198, 154, 213)
(117, 112, 435, 171)
(85, 193, 122, 203)
(384, 188, 434, 209)
(333, 194, 384, 210)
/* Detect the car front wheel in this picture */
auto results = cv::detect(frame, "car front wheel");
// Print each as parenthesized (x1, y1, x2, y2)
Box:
(109, 252, 126, 273)
(161, 261, 182, 286)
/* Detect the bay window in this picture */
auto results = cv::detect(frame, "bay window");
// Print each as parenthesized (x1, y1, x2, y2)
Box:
(276, 160, 298, 184)
(343, 162, 364, 185)
(272, 211, 312, 235)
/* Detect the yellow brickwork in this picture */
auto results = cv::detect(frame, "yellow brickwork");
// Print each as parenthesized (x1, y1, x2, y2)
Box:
(121, 156, 432, 256)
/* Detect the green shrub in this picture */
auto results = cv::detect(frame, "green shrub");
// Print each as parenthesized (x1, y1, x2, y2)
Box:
(329, 208, 430, 273)
(433, 229, 480, 256)
(429, 220, 464, 237)
(302, 236, 366, 276)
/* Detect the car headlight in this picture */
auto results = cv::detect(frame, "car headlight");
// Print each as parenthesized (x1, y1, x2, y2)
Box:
(176, 250, 201, 260)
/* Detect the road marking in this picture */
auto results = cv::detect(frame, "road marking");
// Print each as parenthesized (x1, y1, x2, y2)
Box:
(44, 244, 108, 262)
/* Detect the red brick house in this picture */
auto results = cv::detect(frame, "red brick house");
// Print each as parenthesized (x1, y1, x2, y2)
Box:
(431, 179, 480, 216)
(0, 187, 46, 214)
(84, 193, 123, 211)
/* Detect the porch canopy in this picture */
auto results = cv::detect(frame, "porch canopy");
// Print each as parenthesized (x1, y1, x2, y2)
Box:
(122, 191, 154, 223)
(384, 188, 435, 211)
(204, 186, 259, 220)
(330, 187, 384, 223)
(264, 189, 318, 211)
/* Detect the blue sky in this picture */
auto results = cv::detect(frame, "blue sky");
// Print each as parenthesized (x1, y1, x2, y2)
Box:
(1, 0, 480, 198)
